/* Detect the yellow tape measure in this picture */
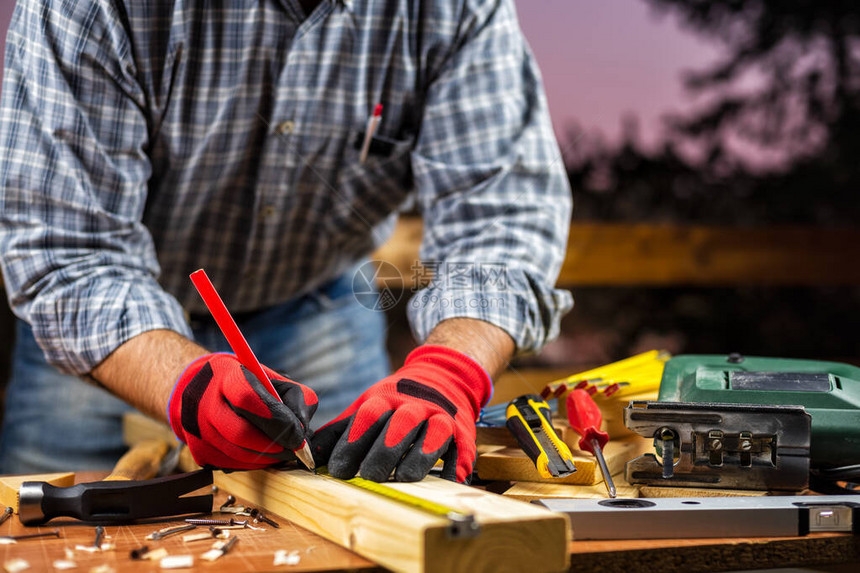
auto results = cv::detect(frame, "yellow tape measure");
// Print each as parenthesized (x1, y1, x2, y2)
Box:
(317, 467, 480, 538)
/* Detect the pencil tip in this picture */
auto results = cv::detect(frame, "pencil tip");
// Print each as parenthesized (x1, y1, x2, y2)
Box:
(296, 442, 316, 471)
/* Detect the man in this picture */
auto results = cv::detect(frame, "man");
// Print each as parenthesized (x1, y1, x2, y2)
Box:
(0, 0, 571, 483)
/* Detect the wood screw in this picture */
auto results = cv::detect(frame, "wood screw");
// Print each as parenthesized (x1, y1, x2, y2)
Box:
(185, 517, 245, 526)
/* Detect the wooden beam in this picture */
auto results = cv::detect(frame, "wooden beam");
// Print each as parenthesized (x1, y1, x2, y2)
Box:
(503, 477, 640, 502)
(475, 436, 650, 486)
(124, 413, 570, 573)
(0, 472, 75, 512)
(216, 468, 569, 573)
(374, 218, 860, 287)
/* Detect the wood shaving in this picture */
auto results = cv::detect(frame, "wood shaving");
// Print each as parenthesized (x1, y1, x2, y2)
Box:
(159, 555, 193, 569)
(0, 539, 16, 545)
(181, 532, 214, 543)
(52, 560, 76, 570)
(74, 544, 113, 554)
(3, 558, 29, 573)
(273, 550, 301, 566)
(141, 548, 168, 561)
(88, 566, 114, 573)
(200, 549, 223, 562)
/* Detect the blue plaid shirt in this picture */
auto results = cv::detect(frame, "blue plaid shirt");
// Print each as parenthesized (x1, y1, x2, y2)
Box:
(0, 0, 572, 376)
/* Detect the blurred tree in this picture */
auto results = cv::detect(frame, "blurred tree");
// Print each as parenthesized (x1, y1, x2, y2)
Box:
(564, 1, 860, 225)
(646, 0, 859, 162)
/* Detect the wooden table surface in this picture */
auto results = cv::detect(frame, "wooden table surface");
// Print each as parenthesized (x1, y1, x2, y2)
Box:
(0, 472, 380, 573)
(0, 472, 857, 572)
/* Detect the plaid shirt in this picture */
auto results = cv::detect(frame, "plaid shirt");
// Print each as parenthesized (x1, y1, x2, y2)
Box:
(0, 0, 572, 376)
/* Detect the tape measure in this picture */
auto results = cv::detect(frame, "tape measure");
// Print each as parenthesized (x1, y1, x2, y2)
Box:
(316, 467, 480, 539)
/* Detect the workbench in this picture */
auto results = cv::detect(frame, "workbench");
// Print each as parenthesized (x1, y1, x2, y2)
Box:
(0, 472, 857, 572)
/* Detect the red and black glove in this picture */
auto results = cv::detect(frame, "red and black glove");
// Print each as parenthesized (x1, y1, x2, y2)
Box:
(312, 345, 492, 483)
(168, 353, 318, 470)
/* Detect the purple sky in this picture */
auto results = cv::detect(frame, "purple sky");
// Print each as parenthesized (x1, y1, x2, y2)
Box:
(515, 1, 719, 147)
(0, 1, 12, 77)
(0, 0, 719, 146)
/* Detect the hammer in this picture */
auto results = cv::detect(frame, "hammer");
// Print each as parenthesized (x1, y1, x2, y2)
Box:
(17, 440, 213, 525)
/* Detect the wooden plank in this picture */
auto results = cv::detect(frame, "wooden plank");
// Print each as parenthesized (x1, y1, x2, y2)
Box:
(124, 413, 569, 573)
(373, 218, 860, 287)
(638, 485, 770, 498)
(475, 436, 650, 485)
(0, 472, 75, 512)
(503, 478, 640, 502)
(215, 468, 569, 573)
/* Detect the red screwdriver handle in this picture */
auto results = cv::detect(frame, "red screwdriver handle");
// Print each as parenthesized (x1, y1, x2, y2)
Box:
(566, 389, 609, 455)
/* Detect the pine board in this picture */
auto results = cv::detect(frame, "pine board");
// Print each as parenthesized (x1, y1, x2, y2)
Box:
(124, 413, 569, 573)
(0, 472, 75, 512)
(475, 436, 650, 485)
(503, 478, 640, 502)
(215, 468, 569, 573)
(638, 485, 770, 498)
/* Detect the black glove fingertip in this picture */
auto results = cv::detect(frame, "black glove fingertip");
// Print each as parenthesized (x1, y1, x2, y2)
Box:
(328, 412, 392, 480)
(311, 418, 350, 467)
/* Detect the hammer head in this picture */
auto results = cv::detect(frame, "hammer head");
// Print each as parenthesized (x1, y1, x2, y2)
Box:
(19, 470, 213, 525)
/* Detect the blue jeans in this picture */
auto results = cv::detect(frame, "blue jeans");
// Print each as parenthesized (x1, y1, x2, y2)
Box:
(0, 267, 390, 473)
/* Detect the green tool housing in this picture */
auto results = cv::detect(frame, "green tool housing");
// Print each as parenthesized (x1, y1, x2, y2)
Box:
(657, 354, 860, 468)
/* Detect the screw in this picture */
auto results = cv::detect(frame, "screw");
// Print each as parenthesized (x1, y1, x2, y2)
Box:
(220, 495, 236, 509)
(710, 439, 722, 450)
(0, 530, 60, 541)
(740, 440, 752, 451)
(130, 545, 150, 560)
(220, 535, 239, 555)
(0, 507, 12, 526)
(249, 508, 280, 528)
(211, 485, 219, 494)
(185, 517, 245, 526)
(146, 523, 196, 540)
(93, 525, 104, 548)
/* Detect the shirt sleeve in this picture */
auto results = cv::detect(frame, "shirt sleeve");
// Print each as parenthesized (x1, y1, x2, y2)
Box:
(406, 0, 573, 355)
(0, 0, 191, 376)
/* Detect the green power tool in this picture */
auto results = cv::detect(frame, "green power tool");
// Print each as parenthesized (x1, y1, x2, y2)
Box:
(625, 354, 860, 492)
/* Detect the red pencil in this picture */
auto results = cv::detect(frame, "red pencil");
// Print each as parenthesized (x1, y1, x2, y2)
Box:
(190, 269, 315, 470)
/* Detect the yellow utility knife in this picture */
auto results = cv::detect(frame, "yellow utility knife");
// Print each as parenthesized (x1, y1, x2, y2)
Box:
(506, 395, 577, 478)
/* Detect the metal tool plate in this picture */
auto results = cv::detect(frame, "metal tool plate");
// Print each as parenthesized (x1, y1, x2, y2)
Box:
(537, 495, 860, 539)
(624, 401, 811, 491)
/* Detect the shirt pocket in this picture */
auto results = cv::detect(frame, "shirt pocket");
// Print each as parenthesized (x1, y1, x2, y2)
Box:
(326, 128, 415, 250)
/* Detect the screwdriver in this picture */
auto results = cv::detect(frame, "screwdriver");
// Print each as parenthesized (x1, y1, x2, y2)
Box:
(566, 389, 617, 498)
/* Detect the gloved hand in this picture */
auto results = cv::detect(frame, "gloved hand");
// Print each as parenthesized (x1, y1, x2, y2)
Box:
(168, 353, 318, 470)
(312, 345, 492, 483)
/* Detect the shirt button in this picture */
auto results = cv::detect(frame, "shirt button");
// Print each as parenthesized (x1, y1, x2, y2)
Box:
(275, 120, 294, 135)
(259, 205, 276, 218)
